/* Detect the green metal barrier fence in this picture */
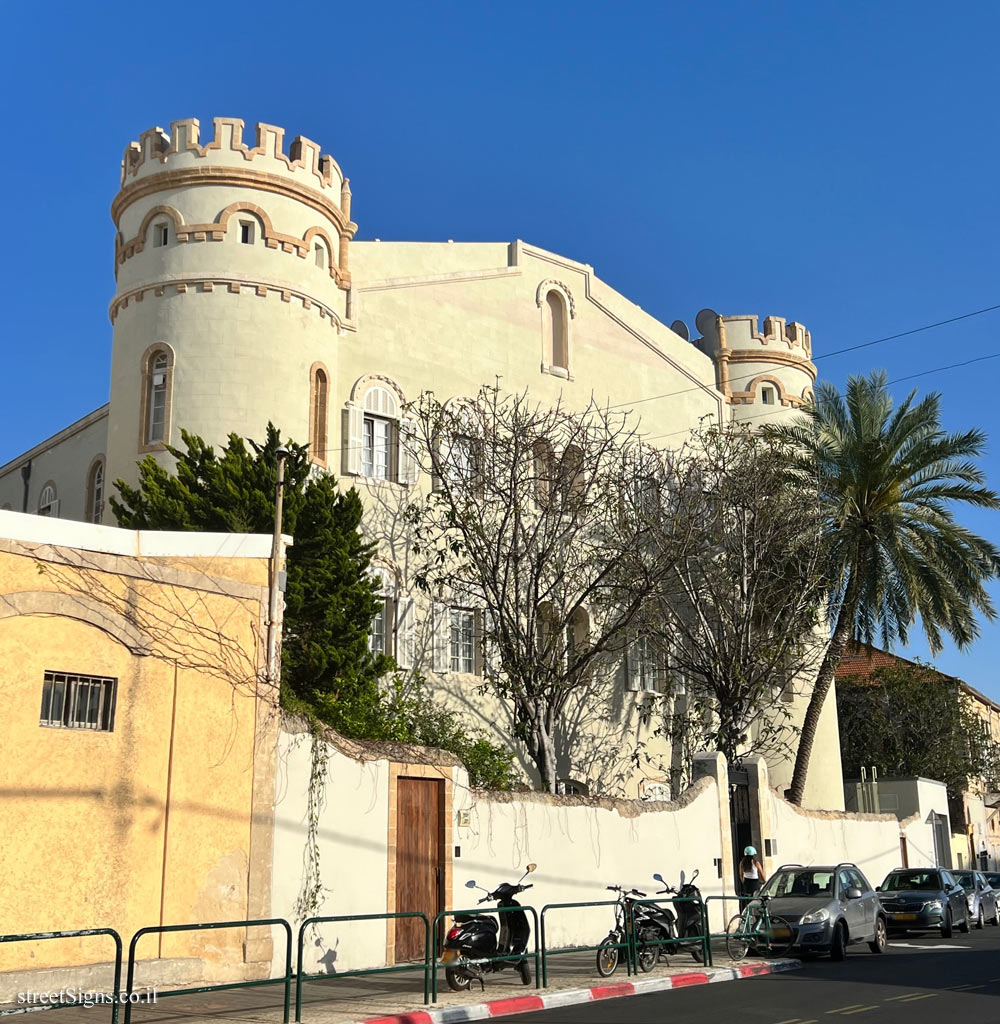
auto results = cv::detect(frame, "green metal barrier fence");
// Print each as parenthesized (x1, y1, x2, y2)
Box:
(0, 929, 123, 1024)
(123, 919, 292, 1024)
(294, 913, 430, 1021)
(431, 905, 540, 1004)
(538, 900, 636, 986)
(624, 897, 711, 971)
(702, 894, 755, 965)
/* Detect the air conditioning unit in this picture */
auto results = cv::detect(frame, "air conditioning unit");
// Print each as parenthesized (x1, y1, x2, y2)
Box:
(152, 372, 166, 386)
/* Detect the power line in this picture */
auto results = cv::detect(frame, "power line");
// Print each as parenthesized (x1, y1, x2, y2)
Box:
(638, 350, 1000, 445)
(610, 302, 1000, 412)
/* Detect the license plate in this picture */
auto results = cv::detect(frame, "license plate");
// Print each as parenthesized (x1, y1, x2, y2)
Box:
(890, 913, 917, 921)
(770, 925, 791, 939)
(441, 949, 459, 963)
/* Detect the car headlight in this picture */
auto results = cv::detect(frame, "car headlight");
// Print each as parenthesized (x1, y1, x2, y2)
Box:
(923, 899, 942, 910)
(800, 908, 830, 925)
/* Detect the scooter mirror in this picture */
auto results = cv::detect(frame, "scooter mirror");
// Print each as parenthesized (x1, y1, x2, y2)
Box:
(679, 870, 686, 886)
(465, 880, 477, 888)
(652, 873, 664, 883)
(690, 869, 699, 883)
(526, 863, 537, 873)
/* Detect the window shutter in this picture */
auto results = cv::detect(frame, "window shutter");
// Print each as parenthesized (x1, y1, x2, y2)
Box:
(399, 417, 420, 485)
(343, 405, 364, 475)
(394, 597, 415, 670)
(625, 645, 641, 692)
(432, 602, 451, 673)
(480, 607, 502, 679)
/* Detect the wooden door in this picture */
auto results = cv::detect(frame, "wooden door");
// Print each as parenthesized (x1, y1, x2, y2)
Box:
(396, 777, 443, 961)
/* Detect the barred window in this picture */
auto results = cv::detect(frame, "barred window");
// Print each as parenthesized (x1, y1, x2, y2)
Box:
(39, 672, 117, 732)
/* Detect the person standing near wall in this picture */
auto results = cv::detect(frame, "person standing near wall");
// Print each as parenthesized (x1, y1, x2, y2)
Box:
(740, 846, 767, 896)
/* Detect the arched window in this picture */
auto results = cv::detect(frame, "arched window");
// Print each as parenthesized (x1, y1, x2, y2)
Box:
(344, 377, 417, 485)
(542, 290, 570, 373)
(309, 365, 330, 465)
(37, 482, 58, 517)
(86, 458, 105, 524)
(141, 346, 174, 448)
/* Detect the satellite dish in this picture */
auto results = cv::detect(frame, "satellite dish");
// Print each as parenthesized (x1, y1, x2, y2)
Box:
(670, 320, 690, 341)
(695, 309, 719, 339)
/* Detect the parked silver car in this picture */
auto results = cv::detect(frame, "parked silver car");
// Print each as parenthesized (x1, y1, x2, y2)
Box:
(757, 863, 887, 960)
(952, 869, 1000, 929)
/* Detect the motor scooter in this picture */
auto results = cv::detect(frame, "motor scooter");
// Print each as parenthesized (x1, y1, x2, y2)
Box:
(651, 869, 706, 963)
(441, 864, 536, 991)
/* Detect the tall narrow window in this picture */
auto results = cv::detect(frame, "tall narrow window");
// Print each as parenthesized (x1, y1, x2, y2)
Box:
(450, 608, 477, 674)
(761, 386, 775, 405)
(544, 291, 569, 371)
(240, 221, 255, 245)
(148, 352, 169, 443)
(87, 459, 105, 524)
(314, 241, 327, 268)
(153, 223, 169, 247)
(310, 366, 329, 465)
(362, 415, 393, 479)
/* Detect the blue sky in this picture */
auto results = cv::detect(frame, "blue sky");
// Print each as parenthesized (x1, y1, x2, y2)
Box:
(4, 2, 1000, 696)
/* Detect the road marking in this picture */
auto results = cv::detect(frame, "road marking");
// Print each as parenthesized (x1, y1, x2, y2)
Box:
(946, 983, 976, 990)
(840, 1009, 878, 1016)
(826, 1006, 871, 1015)
(897, 994, 936, 1002)
(884, 993, 924, 1001)
(888, 942, 971, 950)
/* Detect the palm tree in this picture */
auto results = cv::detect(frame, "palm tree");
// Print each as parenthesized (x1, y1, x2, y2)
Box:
(770, 370, 1000, 805)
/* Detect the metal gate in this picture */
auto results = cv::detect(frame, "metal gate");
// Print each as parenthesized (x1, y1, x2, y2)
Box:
(729, 768, 752, 892)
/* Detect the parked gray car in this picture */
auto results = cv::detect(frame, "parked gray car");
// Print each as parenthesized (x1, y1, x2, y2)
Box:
(952, 869, 1000, 929)
(878, 867, 971, 937)
(757, 863, 887, 960)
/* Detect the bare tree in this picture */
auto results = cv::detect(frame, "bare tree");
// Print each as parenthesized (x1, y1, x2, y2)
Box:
(404, 385, 683, 793)
(636, 427, 829, 771)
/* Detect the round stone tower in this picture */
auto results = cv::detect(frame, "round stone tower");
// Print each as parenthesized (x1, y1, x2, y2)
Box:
(692, 309, 816, 426)
(106, 116, 355, 487)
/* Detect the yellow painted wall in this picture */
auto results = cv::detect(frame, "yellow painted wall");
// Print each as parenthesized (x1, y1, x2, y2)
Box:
(0, 524, 275, 975)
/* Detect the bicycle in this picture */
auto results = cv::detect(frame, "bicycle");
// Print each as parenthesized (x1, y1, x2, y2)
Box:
(596, 885, 659, 976)
(725, 892, 793, 961)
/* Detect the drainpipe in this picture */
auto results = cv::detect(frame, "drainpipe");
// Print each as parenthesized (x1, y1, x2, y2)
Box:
(20, 460, 31, 512)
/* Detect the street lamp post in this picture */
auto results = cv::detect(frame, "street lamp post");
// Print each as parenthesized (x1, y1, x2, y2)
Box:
(266, 445, 289, 689)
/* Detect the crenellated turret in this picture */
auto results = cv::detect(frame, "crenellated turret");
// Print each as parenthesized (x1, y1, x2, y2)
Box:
(693, 309, 817, 424)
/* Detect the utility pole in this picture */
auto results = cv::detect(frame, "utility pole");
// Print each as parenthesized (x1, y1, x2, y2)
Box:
(266, 445, 289, 689)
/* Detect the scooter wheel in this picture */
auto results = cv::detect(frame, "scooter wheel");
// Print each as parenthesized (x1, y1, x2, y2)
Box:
(517, 959, 532, 985)
(637, 943, 656, 973)
(596, 938, 619, 977)
(445, 967, 473, 992)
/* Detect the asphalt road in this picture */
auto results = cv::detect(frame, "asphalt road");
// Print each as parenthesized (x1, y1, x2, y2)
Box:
(504, 927, 1000, 1024)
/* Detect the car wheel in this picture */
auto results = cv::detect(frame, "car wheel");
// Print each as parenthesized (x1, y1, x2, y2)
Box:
(941, 908, 953, 938)
(993, 904, 1000, 927)
(830, 921, 847, 962)
(977, 906, 985, 930)
(959, 908, 971, 934)
(868, 916, 887, 954)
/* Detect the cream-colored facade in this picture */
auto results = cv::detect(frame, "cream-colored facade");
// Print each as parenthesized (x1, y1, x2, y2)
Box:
(0, 116, 843, 809)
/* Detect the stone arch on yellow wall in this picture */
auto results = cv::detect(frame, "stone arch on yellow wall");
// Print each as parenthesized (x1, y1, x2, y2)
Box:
(0, 591, 152, 654)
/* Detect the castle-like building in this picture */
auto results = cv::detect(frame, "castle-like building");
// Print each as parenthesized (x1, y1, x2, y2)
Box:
(0, 117, 841, 806)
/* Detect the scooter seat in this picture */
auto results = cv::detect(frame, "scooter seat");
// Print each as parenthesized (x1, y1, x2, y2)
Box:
(454, 914, 476, 923)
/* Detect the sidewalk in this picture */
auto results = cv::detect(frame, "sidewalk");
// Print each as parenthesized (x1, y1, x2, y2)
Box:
(0, 951, 799, 1024)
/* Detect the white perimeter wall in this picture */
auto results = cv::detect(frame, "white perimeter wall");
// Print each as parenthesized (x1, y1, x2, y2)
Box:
(769, 790, 937, 889)
(451, 777, 730, 944)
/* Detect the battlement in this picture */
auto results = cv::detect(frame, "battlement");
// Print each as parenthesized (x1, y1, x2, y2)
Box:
(694, 310, 812, 358)
(118, 118, 348, 200)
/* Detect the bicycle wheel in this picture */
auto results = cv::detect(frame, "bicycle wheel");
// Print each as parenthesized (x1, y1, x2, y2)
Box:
(725, 913, 750, 962)
(596, 937, 620, 977)
(757, 915, 793, 958)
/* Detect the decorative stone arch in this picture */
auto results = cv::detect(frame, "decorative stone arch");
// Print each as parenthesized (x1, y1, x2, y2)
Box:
(215, 201, 276, 246)
(302, 226, 338, 275)
(0, 590, 152, 654)
(85, 454, 107, 524)
(348, 372, 407, 412)
(800, 385, 816, 405)
(136, 205, 186, 250)
(534, 279, 577, 319)
(139, 342, 176, 452)
(730, 373, 802, 408)
(308, 361, 331, 467)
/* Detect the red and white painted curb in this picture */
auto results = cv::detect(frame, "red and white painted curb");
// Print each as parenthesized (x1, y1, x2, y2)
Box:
(354, 959, 800, 1024)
